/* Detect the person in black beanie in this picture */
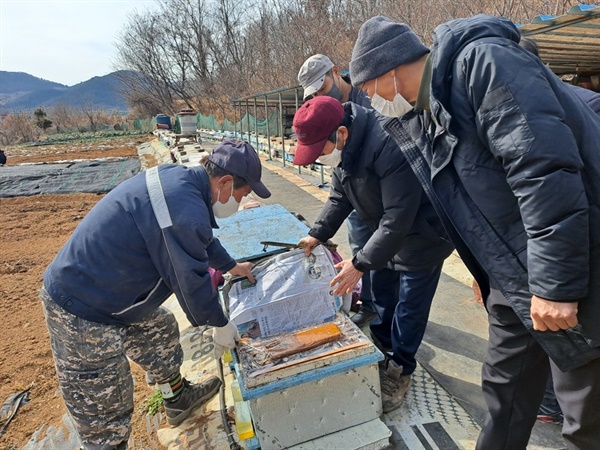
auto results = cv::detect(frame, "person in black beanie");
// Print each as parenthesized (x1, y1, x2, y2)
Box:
(520, 36, 600, 429)
(350, 14, 600, 450)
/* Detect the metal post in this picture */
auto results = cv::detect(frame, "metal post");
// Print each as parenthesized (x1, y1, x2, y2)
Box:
(233, 104, 237, 140)
(279, 92, 286, 167)
(265, 96, 271, 160)
(239, 103, 243, 140)
(253, 97, 259, 152)
(295, 87, 300, 174)
(320, 165, 325, 186)
(245, 99, 251, 143)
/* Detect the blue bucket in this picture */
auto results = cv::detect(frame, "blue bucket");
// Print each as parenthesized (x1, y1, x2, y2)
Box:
(156, 114, 171, 130)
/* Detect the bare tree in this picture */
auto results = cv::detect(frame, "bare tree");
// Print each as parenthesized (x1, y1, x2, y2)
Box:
(114, 10, 178, 114)
(49, 102, 75, 133)
(114, 0, 580, 125)
(78, 95, 105, 132)
(0, 113, 41, 145)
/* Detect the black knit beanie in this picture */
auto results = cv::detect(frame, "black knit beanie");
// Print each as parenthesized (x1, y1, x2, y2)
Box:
(350, 16, 430, 86)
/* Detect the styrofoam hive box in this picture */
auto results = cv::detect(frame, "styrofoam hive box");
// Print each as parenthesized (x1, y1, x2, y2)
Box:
(232, 315, 384, 450)
(177, 110, 197, 134)
(247, 359, 382, 449)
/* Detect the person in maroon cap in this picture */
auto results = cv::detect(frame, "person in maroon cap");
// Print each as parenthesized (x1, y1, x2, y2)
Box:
(298, 53, 377, 328)
(295, 96, 453, 412)
(41, 139, 271, 448)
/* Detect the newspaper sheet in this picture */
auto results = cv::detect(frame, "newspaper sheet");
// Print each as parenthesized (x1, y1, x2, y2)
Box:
(227, 246, 340, 338)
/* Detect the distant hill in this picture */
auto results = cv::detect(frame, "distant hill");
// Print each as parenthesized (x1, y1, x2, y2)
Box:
(0, 71, 67, 94)
(0, 71, 132, 114)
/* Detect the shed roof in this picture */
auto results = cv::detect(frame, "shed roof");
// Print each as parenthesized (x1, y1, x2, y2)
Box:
(519, 4, 600, 74)
(229, 85, 304, 106)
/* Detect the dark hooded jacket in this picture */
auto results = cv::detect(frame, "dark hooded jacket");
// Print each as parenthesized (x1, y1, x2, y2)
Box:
(345, 75, 372, 108)
(384, 15, 600, 371)
(310, 102, 453, 272)
(44, 164, 234, 327)
(569, 84, 600, 115)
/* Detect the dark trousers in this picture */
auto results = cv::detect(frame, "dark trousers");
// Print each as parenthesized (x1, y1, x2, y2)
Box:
(369, 264, 443, 375)
(346, 210, 374, 305)
(477, 289, 600, 450)
(539, 372, 562, 416)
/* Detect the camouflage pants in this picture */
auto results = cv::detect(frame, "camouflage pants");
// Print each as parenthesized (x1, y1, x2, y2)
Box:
(40, 287, 184, 450)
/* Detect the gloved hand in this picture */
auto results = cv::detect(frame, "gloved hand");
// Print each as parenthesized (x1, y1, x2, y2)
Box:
(212, 321, 240, 359)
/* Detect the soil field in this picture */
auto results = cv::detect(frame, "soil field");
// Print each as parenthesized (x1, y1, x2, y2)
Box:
(0, 135, 165, 449)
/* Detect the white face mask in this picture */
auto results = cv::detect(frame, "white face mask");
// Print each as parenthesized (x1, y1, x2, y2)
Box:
(316, 131, 343, 167)
(317, 149, 342, 167)
(213, 184, 240, 218)
(370, 77, 413, 118)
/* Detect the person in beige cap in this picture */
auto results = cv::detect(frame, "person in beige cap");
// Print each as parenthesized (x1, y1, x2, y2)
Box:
(298, 54, 377, 327)
(298, 54, 370, 106)
(350, 14, 600, 449)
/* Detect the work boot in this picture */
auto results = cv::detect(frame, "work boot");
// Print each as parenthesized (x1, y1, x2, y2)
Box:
(537, 404, 564, 425)
(379, 360, 411, 413)
(351, 303, 378, 328)
(164, 376, 222, 427)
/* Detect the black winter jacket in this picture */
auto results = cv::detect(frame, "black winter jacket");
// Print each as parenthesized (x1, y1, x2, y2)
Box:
(385, 15, 600, 371)
(569, 84, 600, 115)
(345, 76, 371, 108)
(309, 102, 453, 272)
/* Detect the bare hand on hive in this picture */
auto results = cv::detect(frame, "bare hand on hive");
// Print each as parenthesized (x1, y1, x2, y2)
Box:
(298, 236, 320, 256)
(229, 261, 256, 284)
(330, 260, 363, 297)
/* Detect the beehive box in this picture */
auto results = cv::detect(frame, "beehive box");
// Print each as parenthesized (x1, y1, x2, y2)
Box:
(233, 316, 384, 450)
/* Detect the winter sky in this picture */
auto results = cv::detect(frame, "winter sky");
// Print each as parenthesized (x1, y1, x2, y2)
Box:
(0, 0, 159, 86)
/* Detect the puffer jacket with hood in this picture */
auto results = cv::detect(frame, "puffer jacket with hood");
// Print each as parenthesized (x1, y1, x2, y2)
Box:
(44, 164, 235, 327)
(384, 15, 600, 371)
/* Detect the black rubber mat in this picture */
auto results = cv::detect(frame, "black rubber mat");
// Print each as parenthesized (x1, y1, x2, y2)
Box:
(0, 158, 140, 197)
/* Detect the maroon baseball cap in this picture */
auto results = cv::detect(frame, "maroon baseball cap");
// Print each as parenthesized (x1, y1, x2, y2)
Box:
(293, 96, 344, 166)
(208, 139, 271, 198)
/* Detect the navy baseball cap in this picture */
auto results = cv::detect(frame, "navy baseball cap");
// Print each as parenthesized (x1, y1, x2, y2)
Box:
(208, 139, 271, 198)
